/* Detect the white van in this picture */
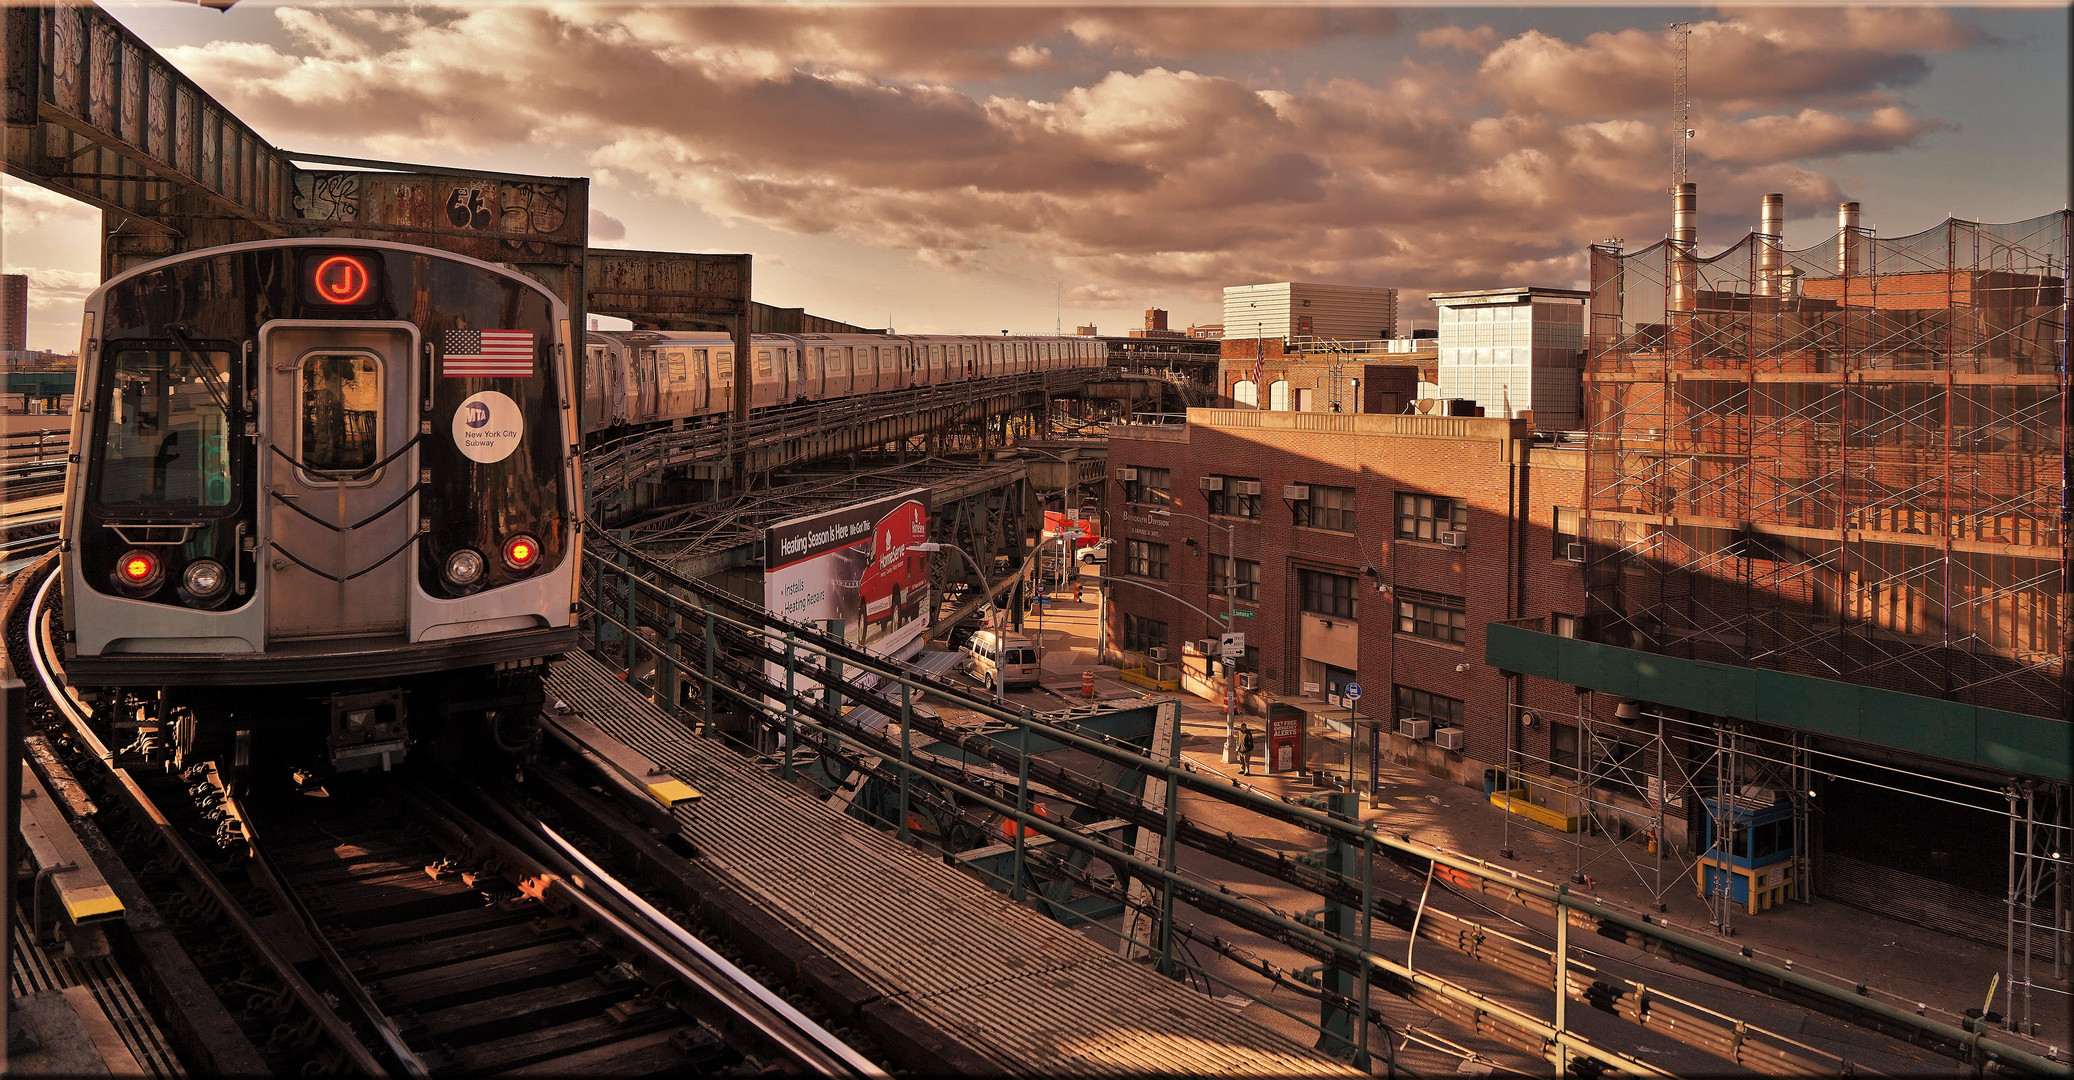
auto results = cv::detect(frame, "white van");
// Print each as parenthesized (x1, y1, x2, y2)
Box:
(964, 630, 1042, 690)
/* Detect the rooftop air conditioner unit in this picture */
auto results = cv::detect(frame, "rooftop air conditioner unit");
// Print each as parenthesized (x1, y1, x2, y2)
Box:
(1283, 484, 1310, 501)
(1565, 543, 1586, 563)
(1434, 727, 1466, 751)
(1148, 646, 1169, 662)
(1232, 480, 1263, 496)
(1117, 467, 1138, 481)
(1237, 673, 1260, 690)
(1194, 638, 1216, 656)
(1440, 531, 1469, 548)
(1199, 476, 1224, 492)
(1398, 718, 1434, 740)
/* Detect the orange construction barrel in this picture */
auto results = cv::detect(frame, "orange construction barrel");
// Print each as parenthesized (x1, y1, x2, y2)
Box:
(1081, 671, 1096, 698)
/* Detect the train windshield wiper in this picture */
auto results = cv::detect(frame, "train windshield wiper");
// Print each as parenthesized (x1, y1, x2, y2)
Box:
(167, 324, 233, 416)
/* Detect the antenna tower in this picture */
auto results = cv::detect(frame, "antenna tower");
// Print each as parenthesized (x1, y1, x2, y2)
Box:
(1670, 21, 1692, 193)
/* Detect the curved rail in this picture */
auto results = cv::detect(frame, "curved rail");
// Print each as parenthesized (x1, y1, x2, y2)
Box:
(25, 567, 394, 1077)
(20, 558, 884, 1077)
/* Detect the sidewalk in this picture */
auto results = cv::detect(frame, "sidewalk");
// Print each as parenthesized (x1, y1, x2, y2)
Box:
(1021, 572, 2070, 1062)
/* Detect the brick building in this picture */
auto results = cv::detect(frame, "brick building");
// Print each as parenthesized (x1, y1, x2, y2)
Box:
(3, 274, 28, 352)
(1102, 200, 2072, 986)
(1101, 408, 1586, 789)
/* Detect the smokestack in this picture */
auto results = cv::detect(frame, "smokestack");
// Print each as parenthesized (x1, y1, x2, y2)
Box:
(1837, 201, 1862, 276)
(1671, 182, 1698, 312)
(1757, 193, 1785, 297)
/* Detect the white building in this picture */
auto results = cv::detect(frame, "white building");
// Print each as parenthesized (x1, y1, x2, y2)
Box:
(1222, 282, 1397, 342)
(1429, 287, 1588, 428)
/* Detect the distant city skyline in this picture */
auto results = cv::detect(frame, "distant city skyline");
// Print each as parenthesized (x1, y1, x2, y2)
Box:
(2, 3, 2066, 352)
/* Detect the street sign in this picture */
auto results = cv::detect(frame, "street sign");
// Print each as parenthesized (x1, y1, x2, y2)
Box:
(1231, 609, 1255, 618)
(1346, 682, 1362, 700)
(1219, 631, 1245, 661)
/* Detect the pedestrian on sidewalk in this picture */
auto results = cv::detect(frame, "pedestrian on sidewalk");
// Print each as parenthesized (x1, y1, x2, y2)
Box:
(1239, 724, 1255, 775)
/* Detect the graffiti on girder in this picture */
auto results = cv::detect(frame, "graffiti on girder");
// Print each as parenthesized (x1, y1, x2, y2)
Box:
(294, 173, 362, 222)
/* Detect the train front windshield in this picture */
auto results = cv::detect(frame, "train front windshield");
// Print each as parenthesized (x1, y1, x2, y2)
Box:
(92, 347, 237, 510)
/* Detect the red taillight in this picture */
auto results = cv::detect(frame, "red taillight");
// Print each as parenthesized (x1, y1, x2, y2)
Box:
(117, 549, 162, 589)
(502, 534, 540, 572)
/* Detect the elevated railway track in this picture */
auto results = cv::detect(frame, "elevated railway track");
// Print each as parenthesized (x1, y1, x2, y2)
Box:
(5, 552, 888, 1077)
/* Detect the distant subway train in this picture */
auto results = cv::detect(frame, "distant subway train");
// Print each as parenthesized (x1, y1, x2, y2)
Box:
(581, 330, 1105, 436)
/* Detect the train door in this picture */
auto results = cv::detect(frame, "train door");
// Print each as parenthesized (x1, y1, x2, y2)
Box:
(714, 349, 733, 416)
(605, 342, 627, 423)
(794, 347, 810, 399)
(258, 324, 416, 641)
(662, 348, 688, 420)
(691, 349, 710, 413)
(827, 347, 848, 396)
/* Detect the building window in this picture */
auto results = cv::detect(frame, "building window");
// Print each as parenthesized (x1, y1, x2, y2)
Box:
(1295, 484, 1355, 532)
(1207, 476, 1260, 518)
(1123, 614, 1169, 653)
(1395, 587, 1466, 644)
(1209, 555, 1260, 603)
(1551, 723, 1579, 779)
(1396, 493, 1467, 542)
(1299, 569, 1356, 619)
(1126, 539, 1169, 580)
(1124, 466, 1171, 506)
(1554, 506, 1582, 560)
(1394, 686, 1464, 728)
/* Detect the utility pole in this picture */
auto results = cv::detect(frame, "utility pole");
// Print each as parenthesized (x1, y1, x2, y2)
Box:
(1670, 21, 1692, 194)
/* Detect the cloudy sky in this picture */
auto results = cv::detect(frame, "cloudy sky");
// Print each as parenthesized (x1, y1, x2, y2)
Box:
(3, 2, 2066, 351)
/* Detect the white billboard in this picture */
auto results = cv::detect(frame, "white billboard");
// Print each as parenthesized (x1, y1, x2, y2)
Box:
(763, 487, 933, 663)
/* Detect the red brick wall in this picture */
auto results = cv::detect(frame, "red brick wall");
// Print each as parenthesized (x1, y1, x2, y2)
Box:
(1104, 417, 1586, 777)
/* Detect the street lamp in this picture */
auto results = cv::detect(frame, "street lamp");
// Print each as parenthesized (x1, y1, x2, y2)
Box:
(908, 541, 1005, 702)
(1147, 508, 1242, 748)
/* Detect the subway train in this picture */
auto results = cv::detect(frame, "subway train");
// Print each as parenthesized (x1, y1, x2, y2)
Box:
(580, 329, 1107, 436)
(58, 237, 582, 772)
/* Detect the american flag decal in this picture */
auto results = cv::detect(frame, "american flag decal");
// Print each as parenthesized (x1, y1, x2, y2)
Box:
(443, 329, 534, 377)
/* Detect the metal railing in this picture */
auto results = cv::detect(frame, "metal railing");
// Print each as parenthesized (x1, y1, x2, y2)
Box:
(571, 530, 2069, 1076)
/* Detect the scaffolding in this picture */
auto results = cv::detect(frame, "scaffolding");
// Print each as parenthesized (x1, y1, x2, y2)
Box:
(1583, 209, 2072, 719)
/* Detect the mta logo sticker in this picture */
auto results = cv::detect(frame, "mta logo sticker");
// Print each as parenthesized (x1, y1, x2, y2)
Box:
(452, 391, 523, 463)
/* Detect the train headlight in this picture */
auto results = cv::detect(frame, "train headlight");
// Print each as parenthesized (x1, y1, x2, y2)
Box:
(116, 550, 163, 590)
(181, 560, 228, 599)
(502, 534, 540, 573)
(446, 549, 486, 586)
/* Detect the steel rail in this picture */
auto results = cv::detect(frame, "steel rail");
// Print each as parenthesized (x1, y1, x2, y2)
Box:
(25, 569, 390, 1077)
(230, 797, 433, 1078)
(411, 782, 888, 1078)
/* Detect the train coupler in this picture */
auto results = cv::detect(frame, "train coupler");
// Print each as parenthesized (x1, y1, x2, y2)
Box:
(327, 689, 410, 772)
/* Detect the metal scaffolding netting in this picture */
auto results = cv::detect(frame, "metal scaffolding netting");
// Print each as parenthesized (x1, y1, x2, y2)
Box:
(1583, 211, 2072, 719)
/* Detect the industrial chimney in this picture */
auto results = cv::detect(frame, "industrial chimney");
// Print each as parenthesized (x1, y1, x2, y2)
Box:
(1671, 182, 1699, 312)
(1837, 201, 1863, 276)
(1757, 193, 1785, 297)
